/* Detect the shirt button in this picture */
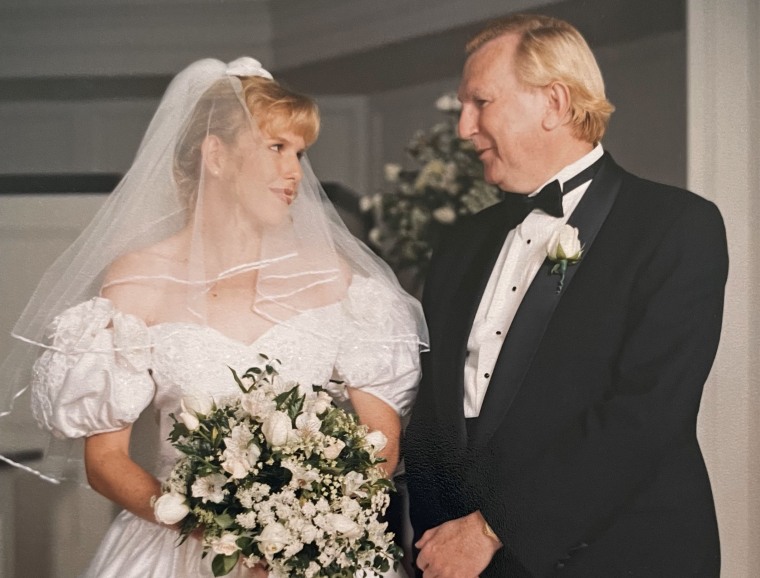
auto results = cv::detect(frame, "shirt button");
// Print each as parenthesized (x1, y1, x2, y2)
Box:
(527, 239, 532, 244)
(484, 373, 490, 378)
(495, 331, 502, 335)
(512, 286, 517, 292)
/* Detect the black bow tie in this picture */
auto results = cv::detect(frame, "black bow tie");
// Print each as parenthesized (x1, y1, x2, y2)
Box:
(503, 156, 604, 221)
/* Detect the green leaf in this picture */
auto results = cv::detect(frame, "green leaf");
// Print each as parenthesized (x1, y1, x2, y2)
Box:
(228, 366, 248, 393)
(212, 552, 240, 576)
(214, 512, 235, 529)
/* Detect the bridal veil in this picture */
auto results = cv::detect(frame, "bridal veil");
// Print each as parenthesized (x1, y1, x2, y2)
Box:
(0, 57, 428, 483)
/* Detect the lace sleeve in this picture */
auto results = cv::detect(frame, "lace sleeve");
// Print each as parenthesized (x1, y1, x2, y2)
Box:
(333, 276, 422, 416)
(30, 298, 155, 439)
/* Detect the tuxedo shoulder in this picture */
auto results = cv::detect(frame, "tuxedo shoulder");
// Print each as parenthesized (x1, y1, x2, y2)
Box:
(616, 170, 723, 223)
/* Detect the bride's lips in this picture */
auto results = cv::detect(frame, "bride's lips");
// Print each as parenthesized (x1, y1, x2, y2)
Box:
(271, 187, 296, 205)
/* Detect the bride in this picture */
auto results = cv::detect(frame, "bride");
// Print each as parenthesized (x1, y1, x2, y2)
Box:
(0, 57, 427, 577)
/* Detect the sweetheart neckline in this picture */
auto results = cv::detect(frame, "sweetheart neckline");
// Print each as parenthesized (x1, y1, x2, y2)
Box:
(145, 302, 340, 349)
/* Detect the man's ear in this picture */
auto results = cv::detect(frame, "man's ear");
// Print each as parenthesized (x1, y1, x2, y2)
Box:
(201, 134, 225, 178)
(542, 81, 572, 131)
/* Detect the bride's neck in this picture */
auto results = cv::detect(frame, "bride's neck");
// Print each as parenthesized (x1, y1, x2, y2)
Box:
(184, 209, 263, 278)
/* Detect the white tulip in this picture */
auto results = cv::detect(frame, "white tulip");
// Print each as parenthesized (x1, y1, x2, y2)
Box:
(153, 492, 190, 525)
(181, 394, 214, 416)
(177, 410, 200, 431)
(262, 411, 293, 447)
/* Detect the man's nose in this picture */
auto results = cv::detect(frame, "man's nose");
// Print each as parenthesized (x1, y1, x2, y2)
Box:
(458, 106, 476, 140)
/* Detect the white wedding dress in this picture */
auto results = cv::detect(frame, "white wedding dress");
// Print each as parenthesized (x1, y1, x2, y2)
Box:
(31, 276, 417, 578)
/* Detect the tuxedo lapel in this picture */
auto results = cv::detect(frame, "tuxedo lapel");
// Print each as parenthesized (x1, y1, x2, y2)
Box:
(468, 153, 623, 447)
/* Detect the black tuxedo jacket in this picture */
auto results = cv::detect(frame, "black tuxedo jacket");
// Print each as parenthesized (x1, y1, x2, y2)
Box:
(404, 153, 727, 577)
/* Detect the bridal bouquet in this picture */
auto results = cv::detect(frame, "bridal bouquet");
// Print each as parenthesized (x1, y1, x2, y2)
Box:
(153, 355, 401, 577)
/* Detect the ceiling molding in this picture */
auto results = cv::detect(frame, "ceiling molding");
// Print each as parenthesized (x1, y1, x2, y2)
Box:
(269, 0, 556, 71)
(275, 0, 685, 95)
(0, 1, 273, 77)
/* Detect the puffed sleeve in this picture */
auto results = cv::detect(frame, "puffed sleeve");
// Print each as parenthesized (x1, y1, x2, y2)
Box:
(333, 276, 422, 416)
(30, 297, 155, 439)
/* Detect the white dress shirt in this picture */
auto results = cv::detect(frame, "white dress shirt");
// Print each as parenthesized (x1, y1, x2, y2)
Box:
(463, 145, 604, 417)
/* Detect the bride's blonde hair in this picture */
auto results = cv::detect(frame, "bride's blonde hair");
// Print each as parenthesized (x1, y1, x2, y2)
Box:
(173, 76, 320, 208)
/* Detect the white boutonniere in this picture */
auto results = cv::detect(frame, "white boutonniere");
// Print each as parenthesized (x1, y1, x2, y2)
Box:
(547, 224, 583, 293)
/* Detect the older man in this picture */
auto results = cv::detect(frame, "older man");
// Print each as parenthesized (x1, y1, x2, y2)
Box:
(404, 13, 726, 577)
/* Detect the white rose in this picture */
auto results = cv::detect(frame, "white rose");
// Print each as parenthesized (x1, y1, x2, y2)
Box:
(153, 492, 190, 525)
(364, 430, 387, 452)
(209, 532, 240, 556)
(323, 513, 363, 539)
(432, 205, 457, 224)
(262, 411, 292, 447)
(547, 224, 582, 261)
(256, 522, 290, 555)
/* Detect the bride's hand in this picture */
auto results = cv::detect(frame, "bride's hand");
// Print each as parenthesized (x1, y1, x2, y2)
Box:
(249, 561, 268, 577)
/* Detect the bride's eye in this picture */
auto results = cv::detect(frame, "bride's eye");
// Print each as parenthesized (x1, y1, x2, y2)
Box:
(269, 143, 283, 153)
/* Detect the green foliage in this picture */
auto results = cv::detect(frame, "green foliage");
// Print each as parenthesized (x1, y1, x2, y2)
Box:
(366, 94, 502, 286)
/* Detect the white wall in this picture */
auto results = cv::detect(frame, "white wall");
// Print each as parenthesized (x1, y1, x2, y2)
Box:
(0, 195, 112, 578)
(688, 0, 760, 575)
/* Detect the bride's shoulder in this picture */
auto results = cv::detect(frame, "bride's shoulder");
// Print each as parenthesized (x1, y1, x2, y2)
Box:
(101, 234, 187, 322)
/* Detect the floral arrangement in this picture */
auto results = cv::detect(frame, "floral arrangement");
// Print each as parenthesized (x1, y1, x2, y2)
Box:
(153, 354, 400, 577)
(364, 93, 502, 288)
